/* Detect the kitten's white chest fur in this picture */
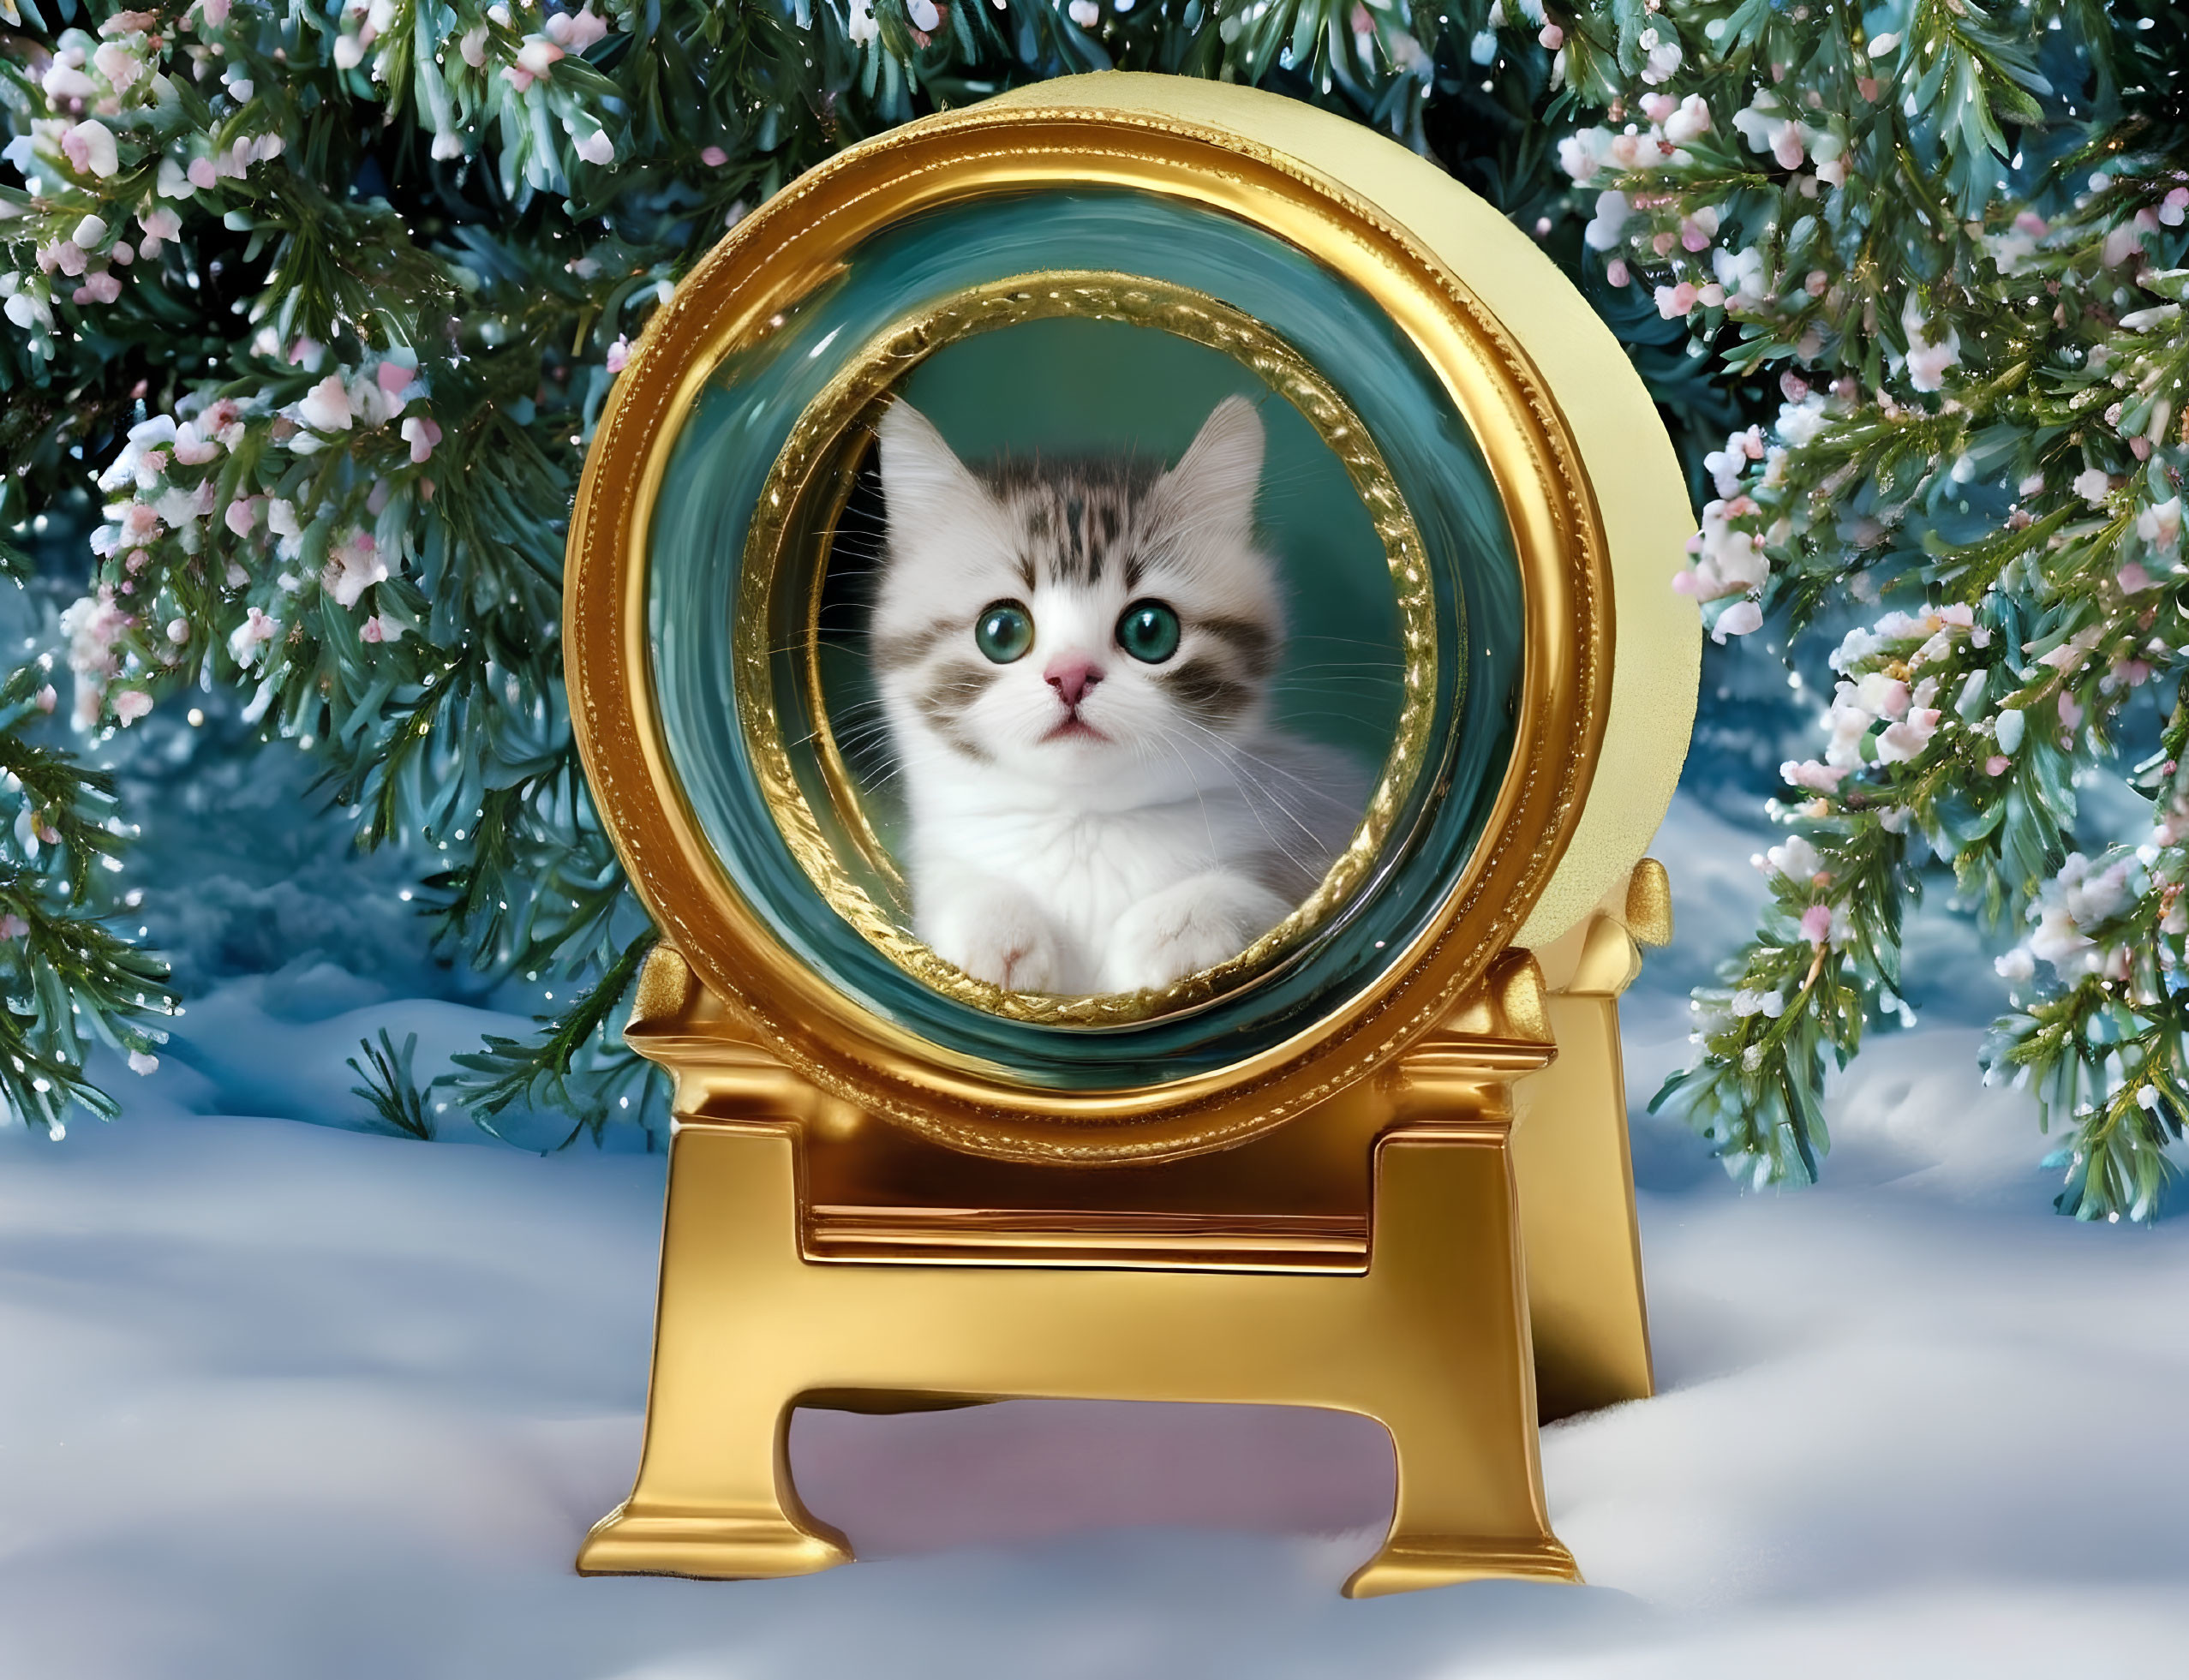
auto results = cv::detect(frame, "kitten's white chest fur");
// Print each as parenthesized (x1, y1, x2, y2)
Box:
(901, 744, 1331, 993)
(870, 397, 1367, 995)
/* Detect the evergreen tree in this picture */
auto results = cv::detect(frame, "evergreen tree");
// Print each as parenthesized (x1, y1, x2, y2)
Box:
(3, 0, 2180, 1221)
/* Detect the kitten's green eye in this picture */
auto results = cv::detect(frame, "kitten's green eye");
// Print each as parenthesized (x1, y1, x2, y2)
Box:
(1115, 600, 1181, 664)
(974, 601, 1034, 664)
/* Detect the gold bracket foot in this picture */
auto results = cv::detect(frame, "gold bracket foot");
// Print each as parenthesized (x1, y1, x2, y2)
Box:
(576, 1503, 852, 1581)
(1344, 1535, 1582, 1599)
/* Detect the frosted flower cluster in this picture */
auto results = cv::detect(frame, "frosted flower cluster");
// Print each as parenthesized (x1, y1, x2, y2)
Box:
(63, 350, 437, 729)
(431, 3, 623, 180)
(1999, 852, 2141, 982)
(1771, 605, 1985, 789)
(1, 15, 173, 354)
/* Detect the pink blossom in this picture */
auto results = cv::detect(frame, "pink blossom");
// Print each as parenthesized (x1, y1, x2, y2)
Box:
(297, 374, 354, 433)
(93, 40, 146, 92)
(1986, 755, 2011, 776)
(701, 145, 729, 167)
(74, 272, 123, 306)
(1782, 759, 1850, 792)
(1537, 24, 1564, 50)
(1605, 259, 1630, 288)
(187, 156, 218, 191)
(224, 496, 262, 537)
(0, 915, 26, 940)
(1800, 904, 1833, 946)
(605, 335, 631, 374)
(1875, 707, 1941, 763)
(2119, 559, 2155, 594)
(322, 528, 388, 607)
(170, 422, 218, 466)
(227, 605, 279, 667)
(574, 129, 616, 167)
(361, 614, 404, 644)
(1665, 95, 1713, 145)
(2102, 218, 2147, 268)
(505, 37, 565, 92)
(34, 686, 56, 714)
(198, 0, 233, 25)
(2058, 691, 2084, 731)
(1654, 281, 1699, 320)
(546, 4, 611, 50)
(400, 416, 443, 463)
(120, 502, 162, 546)
(138, 204, 181, 248)
(61, 121, 121, 178)
(112, 689, 153, 725)
(202, 398, 244, 446)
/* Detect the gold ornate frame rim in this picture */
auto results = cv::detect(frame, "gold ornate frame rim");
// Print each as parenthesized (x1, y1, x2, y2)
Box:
(739, 270, 1438, 1027)
(564, 100, 1610, 1164)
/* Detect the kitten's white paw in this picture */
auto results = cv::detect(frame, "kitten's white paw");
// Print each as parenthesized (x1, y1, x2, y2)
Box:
(931, 899, 1068, 993)
(1104, 875, 1290, 991)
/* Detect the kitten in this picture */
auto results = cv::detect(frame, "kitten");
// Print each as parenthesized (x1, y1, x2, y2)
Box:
(870, 396, 1367, 995)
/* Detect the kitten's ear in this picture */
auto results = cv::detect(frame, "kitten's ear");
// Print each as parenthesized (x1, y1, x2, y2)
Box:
(1162, 396, 1266, 534)
(877, 401, 986, 531)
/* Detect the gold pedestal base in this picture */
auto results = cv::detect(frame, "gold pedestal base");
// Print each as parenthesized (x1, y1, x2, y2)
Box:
(577, 1118, 1576, 1596)
(580, 871, 1669, 1598)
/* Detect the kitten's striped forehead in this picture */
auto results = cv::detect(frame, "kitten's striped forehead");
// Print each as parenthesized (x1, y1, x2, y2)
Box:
(983, 460, 1157, 590)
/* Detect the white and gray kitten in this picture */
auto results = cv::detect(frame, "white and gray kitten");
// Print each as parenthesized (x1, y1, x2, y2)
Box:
(870, 396, 1366, 995)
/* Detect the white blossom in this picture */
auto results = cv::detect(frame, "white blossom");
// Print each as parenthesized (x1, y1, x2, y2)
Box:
(322, 529, 388, 607)
(1899, 295, 1961, 393)
(1582, 189, 1630, 252)
(296, 374, 354, 433)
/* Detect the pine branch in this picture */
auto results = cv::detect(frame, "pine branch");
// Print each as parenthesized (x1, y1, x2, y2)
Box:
(443, 927, 659, 1150)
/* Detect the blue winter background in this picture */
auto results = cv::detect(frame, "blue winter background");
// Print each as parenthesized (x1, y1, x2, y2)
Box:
(3, 528, 2186, 1677)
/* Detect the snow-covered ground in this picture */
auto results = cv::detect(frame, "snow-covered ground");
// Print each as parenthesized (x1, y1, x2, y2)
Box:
(3, 794, 2187, 1677)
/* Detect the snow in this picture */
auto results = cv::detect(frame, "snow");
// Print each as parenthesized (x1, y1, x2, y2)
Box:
(4, 793, 2189, 1676)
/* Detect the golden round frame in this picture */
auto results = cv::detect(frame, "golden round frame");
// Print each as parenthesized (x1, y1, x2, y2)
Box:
(738, 270, 1438, 1025)
(564, 78, 1689, 1164)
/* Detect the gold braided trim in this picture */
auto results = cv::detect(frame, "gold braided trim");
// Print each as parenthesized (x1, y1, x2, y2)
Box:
(734, 272, 1438, 1026)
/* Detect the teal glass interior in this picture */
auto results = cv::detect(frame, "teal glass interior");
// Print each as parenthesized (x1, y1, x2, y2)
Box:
(647, 187, 1522, 1088)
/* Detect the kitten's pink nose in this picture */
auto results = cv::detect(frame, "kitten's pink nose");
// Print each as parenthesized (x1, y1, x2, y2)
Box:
(1044, 659, 1103, 708)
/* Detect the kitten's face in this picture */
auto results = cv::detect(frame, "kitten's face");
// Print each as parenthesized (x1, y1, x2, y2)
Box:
(872, 398, 1283, 801)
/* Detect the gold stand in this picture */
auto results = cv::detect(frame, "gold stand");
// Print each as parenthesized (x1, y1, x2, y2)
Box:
(577, 870, 1672, 1597)
(1512, 860, 1670, 1421)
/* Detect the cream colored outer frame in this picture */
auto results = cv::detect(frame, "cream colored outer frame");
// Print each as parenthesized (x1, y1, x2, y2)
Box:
(993, 76, 1699, 948)
(565, 74, 1696, 1163)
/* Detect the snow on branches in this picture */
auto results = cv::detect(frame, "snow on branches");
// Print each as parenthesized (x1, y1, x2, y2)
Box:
(1571, 0, 2189, 1218)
